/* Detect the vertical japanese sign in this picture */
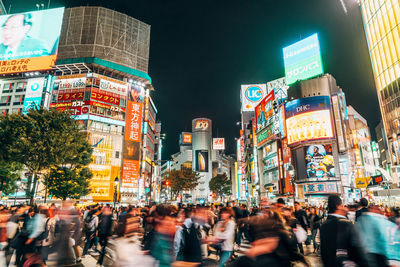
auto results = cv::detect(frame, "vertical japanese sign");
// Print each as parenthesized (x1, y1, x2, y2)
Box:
(22, 77, 45, 114)
(352, 130, 364, 179)
(122, 100, 143, 189)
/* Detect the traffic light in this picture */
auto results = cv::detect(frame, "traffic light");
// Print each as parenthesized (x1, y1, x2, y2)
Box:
(166, 181, 170, 186)
(272, 100, 279, 114)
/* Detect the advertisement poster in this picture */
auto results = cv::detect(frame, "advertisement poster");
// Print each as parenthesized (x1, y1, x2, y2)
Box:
(240, 84, 267, 112)
(0, 8, 64, 74)
(282, 139, 293, 194)
(285, 96, 334, 145)
(255, 90, 275, 131)
(22, 77, 45, 114)
(283, 33, 324, 85)
(305, 144, 335, 179)
(122, 99, 143, 190)
(213, 138, 225, 150)
(196, 150, 209, 172)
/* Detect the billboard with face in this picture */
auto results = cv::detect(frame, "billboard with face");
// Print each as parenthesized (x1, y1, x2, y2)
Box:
(283, 33, 324, 85)
(195, 150, 208, 172)
(305, 144, 335, 179)
(0, 8, 64, 74)
(240, 84, 267, 112)
(285, 96, 334, 145)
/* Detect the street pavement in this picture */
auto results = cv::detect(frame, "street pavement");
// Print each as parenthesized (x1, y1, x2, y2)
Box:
(44, 242, 322, 266)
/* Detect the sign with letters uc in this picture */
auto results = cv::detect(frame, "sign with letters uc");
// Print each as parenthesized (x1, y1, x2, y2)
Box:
(240, 84, 267, 112)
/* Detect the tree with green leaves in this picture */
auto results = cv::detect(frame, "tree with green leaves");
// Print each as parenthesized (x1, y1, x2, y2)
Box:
(0, 161, 24, 196)
(209, 173, 232, 201)
(163, 168, 200, 199)
(45, 166, 92, 200)
(0, 108, 92, 203)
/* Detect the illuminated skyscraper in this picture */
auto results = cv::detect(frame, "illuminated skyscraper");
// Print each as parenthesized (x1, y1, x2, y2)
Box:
(360, 0, 400, 178)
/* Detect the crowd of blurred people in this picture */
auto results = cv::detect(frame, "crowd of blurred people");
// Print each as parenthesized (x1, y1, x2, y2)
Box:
(0, 197, 396, 267)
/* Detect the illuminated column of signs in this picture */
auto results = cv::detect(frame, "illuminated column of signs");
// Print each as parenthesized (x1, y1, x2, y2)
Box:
(121, 100, 143, 200)
(352, 131, 364, 179)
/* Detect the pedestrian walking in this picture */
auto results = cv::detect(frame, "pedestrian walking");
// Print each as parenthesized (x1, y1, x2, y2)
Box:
(320, 194, 369, 267)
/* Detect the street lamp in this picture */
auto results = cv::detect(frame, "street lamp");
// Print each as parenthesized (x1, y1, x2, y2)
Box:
(113, 177, 119, 208)
(14, 178, 21, 206)
(288, 164, 295, 206)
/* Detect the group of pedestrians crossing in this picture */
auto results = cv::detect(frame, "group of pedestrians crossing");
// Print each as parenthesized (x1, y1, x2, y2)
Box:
(0, 197, 396, 267)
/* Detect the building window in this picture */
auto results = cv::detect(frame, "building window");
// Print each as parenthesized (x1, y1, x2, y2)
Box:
(115, 151, 120, 158)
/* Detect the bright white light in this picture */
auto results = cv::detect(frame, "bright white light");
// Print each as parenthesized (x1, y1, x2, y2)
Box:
(340, 0, 348, 14)
(128, 79, 133, 83)
(35, 72, 39, 75)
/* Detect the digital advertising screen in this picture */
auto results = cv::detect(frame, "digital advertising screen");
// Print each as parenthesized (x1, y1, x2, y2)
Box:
(240, 84, 267, 112)
(283, 33, 324, 85)
(0, 7, 64, 74)
(195, 150, 209, 172)
(285, 96, 334, 145)
(305, 144, 335, 179)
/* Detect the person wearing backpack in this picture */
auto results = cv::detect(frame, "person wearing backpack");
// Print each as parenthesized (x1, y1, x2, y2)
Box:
(82, 209, 99, 257)
(174, 207, 202, 264)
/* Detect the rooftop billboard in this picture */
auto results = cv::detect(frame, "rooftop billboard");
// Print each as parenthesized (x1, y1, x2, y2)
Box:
(283, 33, 323, 85)
(0, 7, 64, 74)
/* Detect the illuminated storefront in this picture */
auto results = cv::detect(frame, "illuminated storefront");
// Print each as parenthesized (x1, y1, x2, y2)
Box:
(361, 0, 400, 178)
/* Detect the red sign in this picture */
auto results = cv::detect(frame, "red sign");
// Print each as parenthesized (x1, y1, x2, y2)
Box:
(50, 100, 90, 115)
(91, 91, 120, 105)
(182, 133, 192, 144)
(121, 159, 139, 188)
(57, 92, 84, 101)
(125, 101, 143, 143)
(281, 139, 293, 194)
(255, 90, 275, 131)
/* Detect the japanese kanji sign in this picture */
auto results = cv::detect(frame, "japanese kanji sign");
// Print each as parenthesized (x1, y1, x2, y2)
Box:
(125, 101, 143, 143)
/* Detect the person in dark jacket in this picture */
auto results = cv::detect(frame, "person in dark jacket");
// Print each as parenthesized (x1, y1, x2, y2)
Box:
(320, 195, 370, 267)
(355, 198, 369, 221)
(294, 202, 309, 254)
(97, 205, 114, 266)
(308, 207, 321, 252)
(231, 211, 310, 267)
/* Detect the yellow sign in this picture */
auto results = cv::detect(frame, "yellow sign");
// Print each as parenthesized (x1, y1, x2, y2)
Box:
(355, 177, 371, 188)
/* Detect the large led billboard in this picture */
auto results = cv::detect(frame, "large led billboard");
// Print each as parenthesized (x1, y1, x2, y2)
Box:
(0, 8, 64, 74)
(240, 84, 267, 112)
(283, 33, 324, 85)
(305, 144, 335, 179)
(285, 96, 334, 145)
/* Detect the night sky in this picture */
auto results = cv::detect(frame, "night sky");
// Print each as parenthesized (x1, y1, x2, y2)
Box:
(5, 0, 380, 159)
